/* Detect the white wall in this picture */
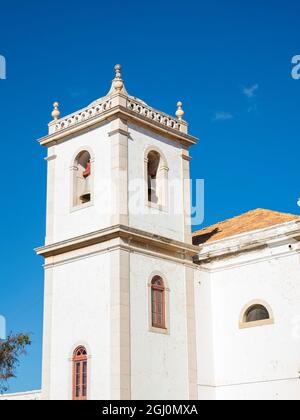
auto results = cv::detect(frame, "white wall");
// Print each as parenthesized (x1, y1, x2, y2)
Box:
(44, 249, 193, 400)
(46, 252, 111, 400)
(49, 121, 188, 244)
(128, 124, 185, 242)
(130, 253, 189, 400)
(194, 269, 215, 397)
(196, 239, 300, 400)
(50, 123, 112, 243)
(213, 379, 300, 400)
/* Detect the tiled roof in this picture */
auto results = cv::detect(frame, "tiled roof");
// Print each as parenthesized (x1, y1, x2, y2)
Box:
(193, 209, 299, 245)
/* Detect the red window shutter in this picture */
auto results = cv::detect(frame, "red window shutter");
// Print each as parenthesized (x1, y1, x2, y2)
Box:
(151, 277, 166, 329)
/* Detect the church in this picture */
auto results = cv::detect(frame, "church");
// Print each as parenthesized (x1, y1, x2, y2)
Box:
(1, 65, 300, 401)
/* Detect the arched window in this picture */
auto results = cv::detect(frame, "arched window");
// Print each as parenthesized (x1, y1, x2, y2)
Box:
(239, 301, 274, 329)
(73, 151, 92, 206)
(244, 305, 270, 323)
(147, 151, 161, 204)
(72, 346, 88, 400)
(146, 150, 169, 208)
(151, 276, 166, 329)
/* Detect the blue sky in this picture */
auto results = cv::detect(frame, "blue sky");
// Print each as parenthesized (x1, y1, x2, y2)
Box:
(0, 0, 299, 393)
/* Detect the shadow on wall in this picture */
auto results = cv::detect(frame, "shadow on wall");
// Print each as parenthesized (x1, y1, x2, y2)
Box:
(193, 228, 220, 245)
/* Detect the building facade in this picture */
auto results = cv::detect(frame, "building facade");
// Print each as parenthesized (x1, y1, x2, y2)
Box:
(1, 67, 300, 400)
(194, 209, 300, 400)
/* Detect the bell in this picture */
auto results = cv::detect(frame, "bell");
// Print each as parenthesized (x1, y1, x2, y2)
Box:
(79, 176, 91, 203)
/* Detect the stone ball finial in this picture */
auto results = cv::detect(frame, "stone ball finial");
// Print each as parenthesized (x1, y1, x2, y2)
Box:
(51, 102, 60, 120)
(114, 64, 122, 77)
(176, 101, 185, 120)
(112, 64, 124, 92)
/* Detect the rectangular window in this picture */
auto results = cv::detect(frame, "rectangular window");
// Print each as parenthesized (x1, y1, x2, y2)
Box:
(152, 289, 165, 328)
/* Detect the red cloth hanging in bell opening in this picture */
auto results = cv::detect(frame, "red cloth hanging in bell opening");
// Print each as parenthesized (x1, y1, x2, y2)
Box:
(83, 161, 91, 178)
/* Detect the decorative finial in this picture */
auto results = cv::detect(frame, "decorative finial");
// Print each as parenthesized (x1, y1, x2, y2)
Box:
(112, 64, 124, 92)
(176, 101, 185, 120)
(114, 64, 122, 78)
(51, 102, 60, 120)
(107, 64, 128, 96)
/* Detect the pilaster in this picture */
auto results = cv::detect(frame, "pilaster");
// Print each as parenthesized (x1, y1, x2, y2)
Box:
(182, 149, 193, 244)
(41, 267, 54, 400)
(185, 265, 198, 400)
(45, 147, 57, 245)
(110, 248, 131, 399)
(109, 118, 129, 226)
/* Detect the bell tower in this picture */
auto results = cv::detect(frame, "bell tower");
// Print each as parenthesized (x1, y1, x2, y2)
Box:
(36, 65, 199, 400)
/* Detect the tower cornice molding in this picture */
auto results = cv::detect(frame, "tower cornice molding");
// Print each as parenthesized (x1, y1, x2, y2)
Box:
(35, 224, 199, 260)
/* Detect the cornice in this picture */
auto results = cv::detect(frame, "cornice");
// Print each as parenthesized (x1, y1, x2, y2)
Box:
(35, 225, 199, 259)
(198, 247, 300, 273)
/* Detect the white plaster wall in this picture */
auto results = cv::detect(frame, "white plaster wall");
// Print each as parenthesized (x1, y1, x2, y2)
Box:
(51, 123, 111, 243)
(128, 124, 185, 242)
(194, 269, 215, 397)
(196, 245, 300, 400)
(47, 252, 111, 400)
(130, 253, 189, 400)
(214, 379, 300, 400)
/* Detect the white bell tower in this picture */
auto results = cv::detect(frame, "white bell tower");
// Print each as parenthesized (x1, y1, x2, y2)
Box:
(36, 65, 199, 400)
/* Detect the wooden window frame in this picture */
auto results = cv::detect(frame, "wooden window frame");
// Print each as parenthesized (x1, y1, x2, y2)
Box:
(72, 346, 88, 401)
(239, 300, 274, 329)
(151, 276, 166, 330)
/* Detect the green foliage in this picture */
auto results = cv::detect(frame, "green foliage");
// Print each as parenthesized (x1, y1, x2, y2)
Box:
(0, 333, 31, 393)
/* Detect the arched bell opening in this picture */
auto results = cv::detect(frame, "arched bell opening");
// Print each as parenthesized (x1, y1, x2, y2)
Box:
(73, 151, 92, 206)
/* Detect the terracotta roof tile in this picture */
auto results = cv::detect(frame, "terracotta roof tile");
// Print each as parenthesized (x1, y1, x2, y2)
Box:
(192, 209, 299, 245)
